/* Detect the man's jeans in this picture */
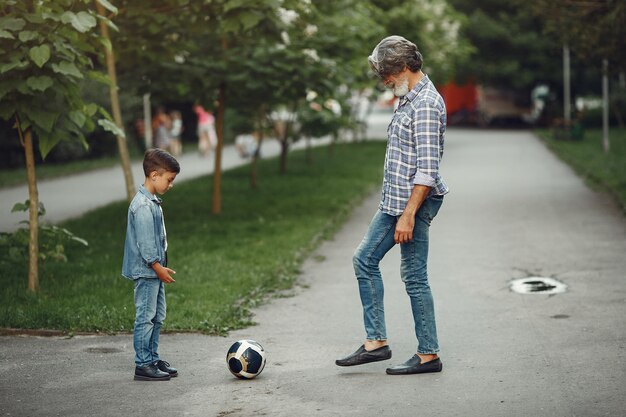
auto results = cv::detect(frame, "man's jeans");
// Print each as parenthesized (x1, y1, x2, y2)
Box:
(353, 195, 443, 354)
(133, 278, 166, 366)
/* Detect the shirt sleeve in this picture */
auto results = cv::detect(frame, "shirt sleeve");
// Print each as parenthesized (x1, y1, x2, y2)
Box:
(133, 203, 160, 266)
(412, 99, 442, 187)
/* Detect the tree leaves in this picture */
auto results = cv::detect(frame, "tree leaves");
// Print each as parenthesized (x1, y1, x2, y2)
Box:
(61, 11, 97, 33)
(28, 108, 58, 133)
(0, 17, 26, 31)
(26, 76, 54, 92)
(95, 0, 118, 14)
(29, 45, 51, 67)
(18, 30, 39, 42)
(98, 119, 125, 138)
(51, 61, 83, 78)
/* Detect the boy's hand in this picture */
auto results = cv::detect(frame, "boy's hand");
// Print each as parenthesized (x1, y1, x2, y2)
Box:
(152, 262, 176, 283)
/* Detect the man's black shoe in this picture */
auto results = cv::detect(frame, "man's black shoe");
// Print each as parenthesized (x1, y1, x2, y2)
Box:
(386, 355, 442, 375)
(155, 360, 178, 377)
(335, 345, 391, 367)
(134, 363, 171, 381)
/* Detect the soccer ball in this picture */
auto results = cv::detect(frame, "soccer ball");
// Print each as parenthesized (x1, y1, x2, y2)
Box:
(226, 339, 266, 379)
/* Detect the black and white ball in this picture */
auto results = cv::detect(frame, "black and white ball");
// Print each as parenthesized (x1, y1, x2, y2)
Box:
(226, 339, 266, 379)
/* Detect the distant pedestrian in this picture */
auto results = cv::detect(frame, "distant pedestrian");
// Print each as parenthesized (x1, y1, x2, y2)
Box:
(153, 107, 172, 152)
(193, 104, 217, 157)
(122, 149, 181, 381)
(336, 35, 449, 375)
(235, 131, 259, 158)
(169, 110, 183, 156)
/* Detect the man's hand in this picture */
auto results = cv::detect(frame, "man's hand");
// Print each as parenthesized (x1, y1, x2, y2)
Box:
(152, 262, 176, 283)
(394, 213, 414, 244)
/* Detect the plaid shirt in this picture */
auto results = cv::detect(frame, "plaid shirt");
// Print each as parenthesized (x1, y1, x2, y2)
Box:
(380, 75, 449, 216)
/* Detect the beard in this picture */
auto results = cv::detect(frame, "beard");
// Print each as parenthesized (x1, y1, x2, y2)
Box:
(393, 76, 410, 97)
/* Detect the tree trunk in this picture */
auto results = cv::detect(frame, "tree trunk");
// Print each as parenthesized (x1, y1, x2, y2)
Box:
(305, 136, 313, 165)
(328, 132, 337, 158)
(97, 1, 135, 202)
(250, 131, 264, 189)
(602, 59, 610, 153)
(23, 128, 39, 293)
(279, 140, 289, 175)
(212, 82, 226, 214)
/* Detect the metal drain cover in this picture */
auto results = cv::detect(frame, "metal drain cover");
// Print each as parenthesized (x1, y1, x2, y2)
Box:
(85, 347, 122, 354)
(510, 277, 567, 295)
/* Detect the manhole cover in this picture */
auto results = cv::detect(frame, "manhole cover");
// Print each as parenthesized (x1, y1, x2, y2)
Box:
(85, 347, 122, 354)
(510, 277, 567, 295)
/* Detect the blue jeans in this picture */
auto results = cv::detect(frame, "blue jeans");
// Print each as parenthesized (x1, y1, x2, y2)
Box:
(352, 195, 443, 354)
(133, 278, 166, 366)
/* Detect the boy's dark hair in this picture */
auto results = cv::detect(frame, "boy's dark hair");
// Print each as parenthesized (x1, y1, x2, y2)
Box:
(143, 148, 180, 177)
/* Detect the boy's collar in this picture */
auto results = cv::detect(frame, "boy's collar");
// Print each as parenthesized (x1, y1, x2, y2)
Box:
(139, 184, 162, 204)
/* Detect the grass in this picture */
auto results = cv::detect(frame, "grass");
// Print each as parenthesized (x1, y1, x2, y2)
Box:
(0, 142, 386, 334)
(0, 155, 132, 188)
(0, 143, 208, 189)
(537, 127, 626, 212)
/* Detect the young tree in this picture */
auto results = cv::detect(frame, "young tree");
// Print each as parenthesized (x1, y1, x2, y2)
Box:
(0, 0, 116, 291)
(95, 0, 135, 202)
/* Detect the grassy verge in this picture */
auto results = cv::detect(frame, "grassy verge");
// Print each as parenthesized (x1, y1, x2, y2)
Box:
(0, 143, 207, 189)
(0, 142, 385, 334)
(537, 127, 626, 212)
(0, 155, 133, 188)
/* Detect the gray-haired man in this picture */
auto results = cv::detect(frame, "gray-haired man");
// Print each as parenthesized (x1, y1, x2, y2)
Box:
(336, 36, 449, 375)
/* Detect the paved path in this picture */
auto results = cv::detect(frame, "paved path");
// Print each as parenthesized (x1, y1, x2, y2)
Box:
(0, 137, 330, 232)
(1, 128, 625, 416)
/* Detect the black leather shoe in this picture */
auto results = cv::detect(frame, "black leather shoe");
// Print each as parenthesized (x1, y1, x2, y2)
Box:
(134, 363, 171, 381)
(386, 355, 442, 375)
(335, 345, 392, 367)
(155, 360, 178, 377)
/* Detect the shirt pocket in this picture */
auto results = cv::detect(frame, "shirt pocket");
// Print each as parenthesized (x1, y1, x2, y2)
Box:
(397, 115, 415, 164)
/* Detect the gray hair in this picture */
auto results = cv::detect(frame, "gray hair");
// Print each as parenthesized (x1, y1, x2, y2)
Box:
(368, 35, 423, 79)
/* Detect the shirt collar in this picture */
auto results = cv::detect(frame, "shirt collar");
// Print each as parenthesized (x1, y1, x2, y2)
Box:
(399, 74, 430, 107)
(139, 184, 162, 204)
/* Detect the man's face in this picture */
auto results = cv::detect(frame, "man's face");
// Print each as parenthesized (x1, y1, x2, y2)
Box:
(383, 73, 409, 97)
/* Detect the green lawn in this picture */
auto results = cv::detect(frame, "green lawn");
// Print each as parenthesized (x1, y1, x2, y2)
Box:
(0, 142, 385, 334)
(537, 127, 626, 212)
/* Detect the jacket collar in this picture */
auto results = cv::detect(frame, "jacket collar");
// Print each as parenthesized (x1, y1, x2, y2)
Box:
(139, 184, 162, 204)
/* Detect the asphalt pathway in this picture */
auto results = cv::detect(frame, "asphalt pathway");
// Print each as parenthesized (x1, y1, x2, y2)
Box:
(1, 127, 625, 417)
(0, 137, 330, 232)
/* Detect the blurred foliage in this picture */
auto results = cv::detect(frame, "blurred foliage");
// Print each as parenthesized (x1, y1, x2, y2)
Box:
(448, 0, 562, 95)
(0, 0, 120, 158)
(530, 0, 626, 73)
(0, 201, 88, 266)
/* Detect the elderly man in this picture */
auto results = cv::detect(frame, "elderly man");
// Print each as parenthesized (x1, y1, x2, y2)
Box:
(335, 36, 449, 375)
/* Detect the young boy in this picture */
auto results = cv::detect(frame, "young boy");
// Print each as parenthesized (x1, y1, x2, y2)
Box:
(122, 149, 180, 381)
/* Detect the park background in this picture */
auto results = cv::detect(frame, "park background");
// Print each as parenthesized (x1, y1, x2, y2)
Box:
(1, 1, 626, 416)
(0, 0, 624, 346)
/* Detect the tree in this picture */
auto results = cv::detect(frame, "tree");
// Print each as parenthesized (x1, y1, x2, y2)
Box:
(0, 0, 115, 291)
(448, 0, 562, 93)
(95, 0, 135, 202)
(531, 0, 626, 151)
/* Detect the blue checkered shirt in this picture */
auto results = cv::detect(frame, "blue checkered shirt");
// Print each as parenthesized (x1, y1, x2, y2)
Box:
(380, 75, 449, 216)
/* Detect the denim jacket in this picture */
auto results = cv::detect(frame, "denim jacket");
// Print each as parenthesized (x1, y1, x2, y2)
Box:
(122, 185, 166, 280)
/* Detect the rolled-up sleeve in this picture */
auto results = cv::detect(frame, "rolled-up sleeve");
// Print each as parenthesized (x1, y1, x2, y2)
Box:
(412, 100, 442, 187)
(133, 203, 159, 266)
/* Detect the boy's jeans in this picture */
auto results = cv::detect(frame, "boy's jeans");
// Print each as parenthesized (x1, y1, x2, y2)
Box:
(133, 278, 166, 366)
(352, 195, 443, 354)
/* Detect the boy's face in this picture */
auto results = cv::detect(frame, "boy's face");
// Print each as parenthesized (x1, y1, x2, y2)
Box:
(148, 170, 177, 195)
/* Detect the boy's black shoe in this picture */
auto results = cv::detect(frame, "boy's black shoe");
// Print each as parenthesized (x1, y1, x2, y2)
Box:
(335, 345, 392, 366)
(386, 355, 442, 375)
(134, 363, 171, 381)
(155, 360, 178, 377)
